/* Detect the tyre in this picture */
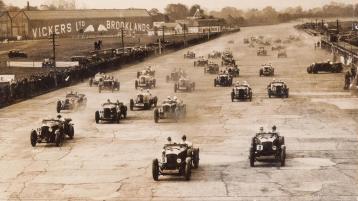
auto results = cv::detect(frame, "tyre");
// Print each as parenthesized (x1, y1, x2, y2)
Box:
(249, 93, 252, 102)
(135, 80, 138, 89)
(30, 130, 37, 147)
(174, 84, 177, 93)
(130, 99, 134, 111)
(144, 103, 149, 110)
(193, 149, 200, 169)
(214, 79, 217, 87)
(116, 113, 120, 123)
(153, 97, 158, 107)
(154, 109, 159, 123)
(68, 125, 74, 139)
(184, 157, 192, 181)
(280, 146, 286, 167)
(249, 147, 255, 167)
(268, 91, 272, 98)
(152, 159, 159, 181)
(137, 72, 140, 78)
(56, 101, 61, 113)
(95, 111, 100, 124)
(231, 92, 234, 102)
(98, 86, 102, 93)
(55, 132, 63, 147)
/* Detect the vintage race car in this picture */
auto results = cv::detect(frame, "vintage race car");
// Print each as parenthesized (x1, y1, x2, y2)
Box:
(307, 62, 343, 74)
(8, 50, 28, 58)
(56, 92, 87, 113)
(257, 47, 267, 56)
(184, 51, 196, 59)
(42, 58, 55, 68)
(204, 62, 220, 74)
(267, 81, 289, 98)
(214, 73, 233, 87)
(194, 57, 208, 67)
(272, 45, 285, 51)
(130, 90, 158, 110)
(208, 51, 222, 59)
(152, 142, 200, 181)
(154, 99, 187, 123)
(95, 101, 127, 124)
(30, 116, 74, 147)
(89, 73, 105, 86)
(135, 75, 156, 89)
(174, 77, 195, 92)
(221, 57, 236, 66)
(277, 50, 287, 58)
(166, 69, 186, 82)
(231, 83, 252, 102)
(99, 78, 120, 93)
(249, 132, 286, 167)
(260, 64, 275, 76)
(137, 67, 155, 78)
(226, 65, 240, 77)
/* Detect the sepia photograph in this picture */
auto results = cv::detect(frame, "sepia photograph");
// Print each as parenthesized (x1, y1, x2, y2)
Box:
(0, 0, 357, 200)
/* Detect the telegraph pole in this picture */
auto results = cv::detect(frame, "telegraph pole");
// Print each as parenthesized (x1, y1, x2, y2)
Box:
(121, 28, 125, 54)
(50, 33, 58, 68)
(183, 24, 187, 47)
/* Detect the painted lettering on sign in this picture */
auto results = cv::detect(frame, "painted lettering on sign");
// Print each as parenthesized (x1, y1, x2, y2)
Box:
(30, 20, 151, 39)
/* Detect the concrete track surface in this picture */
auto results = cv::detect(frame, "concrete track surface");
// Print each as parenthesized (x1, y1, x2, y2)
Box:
(0, 23, 358, 201)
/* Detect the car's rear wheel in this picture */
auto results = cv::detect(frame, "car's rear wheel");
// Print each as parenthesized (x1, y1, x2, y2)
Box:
(280, 146, 286, 167)
(56, 101, 61, 113)
(30, 130, 37, 147)
(193, 148, 200, 169)
(130, 99, 134, 111)
(135, 80, 138, 89)
(154, 109, 159, 123)
(185, 157, 192, 181)
(152, 159, 159, 181)
(68, 125, 74, 139)
(95, 111, 100, 124)
(231, 92, 234, 102)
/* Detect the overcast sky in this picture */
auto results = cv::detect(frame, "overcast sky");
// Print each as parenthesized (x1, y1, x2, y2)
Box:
(4, 0, 357, 11)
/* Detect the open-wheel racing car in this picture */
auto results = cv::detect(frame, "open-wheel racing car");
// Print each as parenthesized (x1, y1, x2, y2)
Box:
(137, 66, 155, 78)
(277, 50, 287, 58)
(166, 69, 186, 82)
(89, 73, 105, 87)
(231, 82, 252, 102)
(214, 73, 233, 87)
(204, 62, 220, 74)
(174, 77, 195, 93)
(249, 131, 286, 167)
(30, 115, 74, 147)
(57, 92, 87, 113)
(99, 77, 120, 93)
(307, 61, 343, 74)
(267, 81, 289, 98)
(154, 97, 187, 123)
(221, 57, 236, 67)
(257, 47, 267, 56)
(8, 50, 28, 58)
(194, 57, 208, 67)
(260, 64, 275, 76)
(152, 138, 200, 181)
(208, 51, 222, 59)
(95, 100, 128, 124)
(184, 51, 196, 59)
(135, 75, 156, 89)
(226, 65, 240, 77)
(130, 90, 158, 110)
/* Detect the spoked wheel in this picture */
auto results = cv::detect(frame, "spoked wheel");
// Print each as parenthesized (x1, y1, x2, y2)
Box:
(249, 147, 255, 167)
(55, 132, 63, 147)
(280, 146, 286, 167)
(152, 159, 159, 181)
(30, 130, 37, 147)
(184, 157, 192, 181)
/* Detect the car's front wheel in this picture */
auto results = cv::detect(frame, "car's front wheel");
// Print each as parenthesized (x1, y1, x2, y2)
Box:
(30, 130, 37, 147)
(152, 159, 159, 181)
(249, 147, 255, 167)
(185, 157, 192, 181)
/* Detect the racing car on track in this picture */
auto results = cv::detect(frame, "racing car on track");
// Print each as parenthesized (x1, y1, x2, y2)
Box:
(56, 92, 87, 113)
(130, 90, 158, 110)
(154, 97, 186, 123)
(95, 100, 127, 123)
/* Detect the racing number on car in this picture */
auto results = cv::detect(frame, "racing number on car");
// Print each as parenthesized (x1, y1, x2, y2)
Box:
(256, 145, 263, 151)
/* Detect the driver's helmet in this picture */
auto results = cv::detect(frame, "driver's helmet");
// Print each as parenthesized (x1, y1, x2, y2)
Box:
(107, 99, 111, 103)
(167, 136, 172, 143)
(272, 78, 276, 82)
(235, 81, 240, 85)
(272, 125, 277, 132)
(167, 96, 171, 101)
(57, 115, 62, 119)
(146, 89, 150, 93)
(182, 135, 187, 142)
(173, 96, 178, 101)
(259, 126, 264, 132)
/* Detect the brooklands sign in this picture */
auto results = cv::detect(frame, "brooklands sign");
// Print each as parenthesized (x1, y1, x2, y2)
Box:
(30, 20, 151, 39)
